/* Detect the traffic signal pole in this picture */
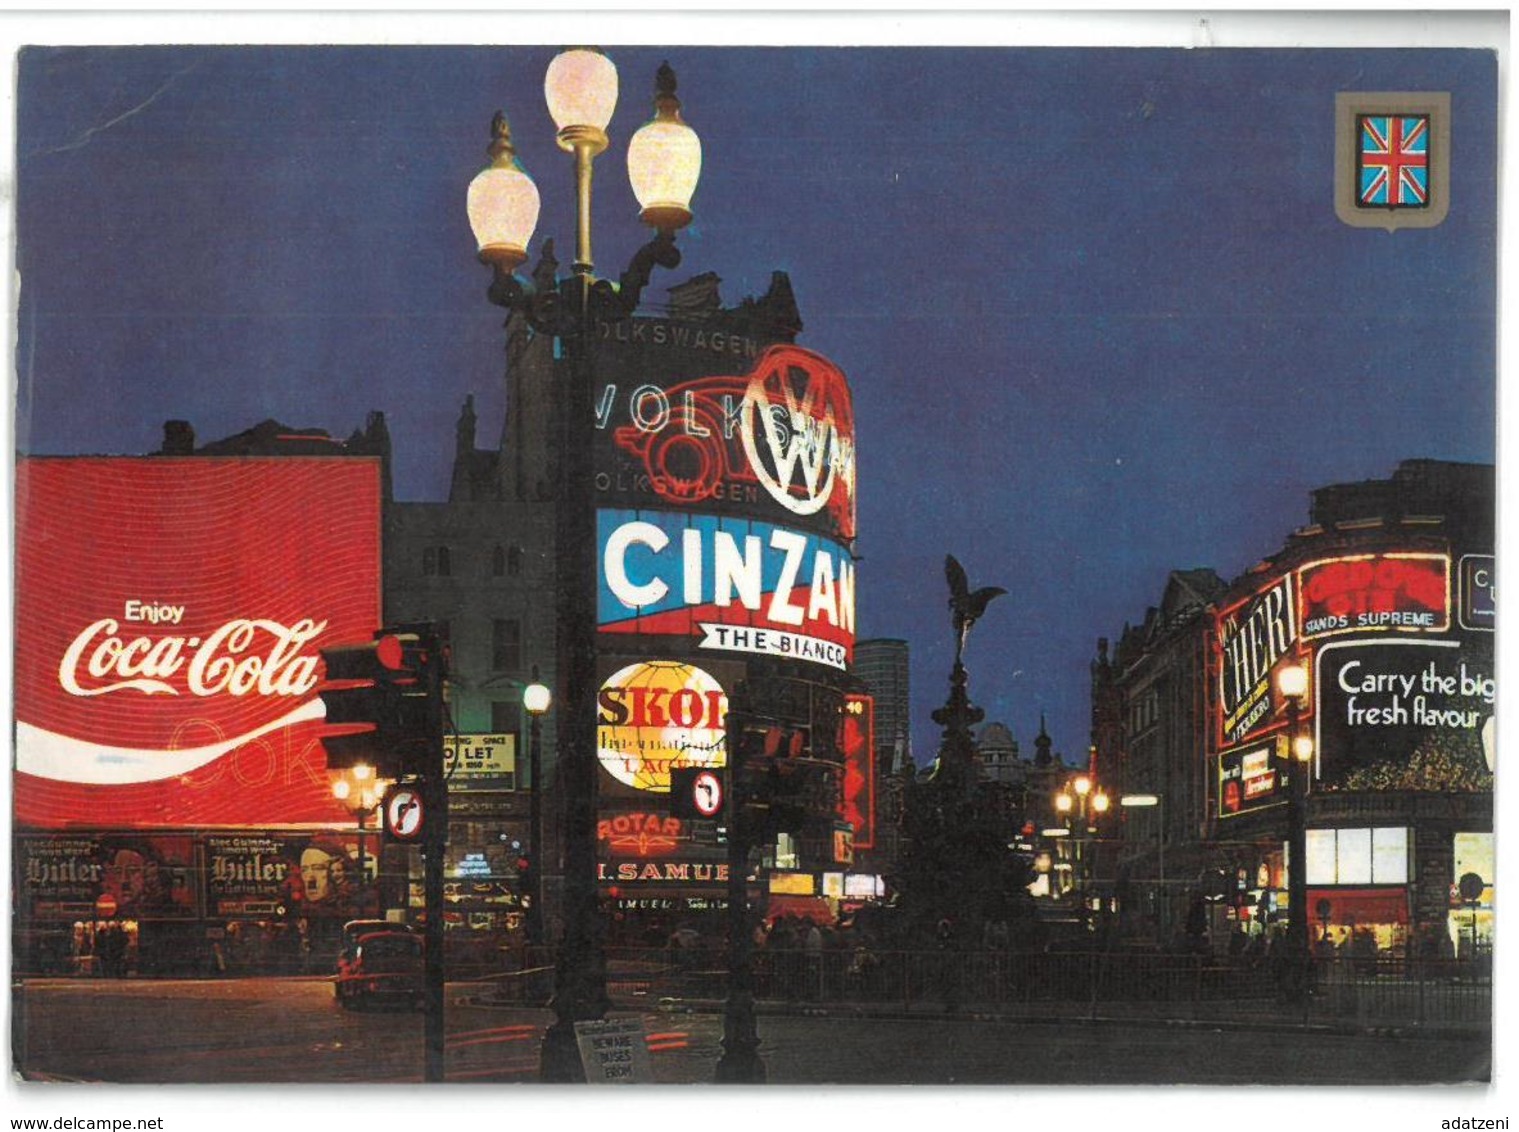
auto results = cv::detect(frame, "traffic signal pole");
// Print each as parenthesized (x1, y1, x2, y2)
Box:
(716, 683, 765, 1083)
(319, 627, 448, 1082)
(421, 635, 447, 1083)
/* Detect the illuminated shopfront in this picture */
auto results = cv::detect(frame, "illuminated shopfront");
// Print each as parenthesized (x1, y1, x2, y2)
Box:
(1205, 464, 1494, 955)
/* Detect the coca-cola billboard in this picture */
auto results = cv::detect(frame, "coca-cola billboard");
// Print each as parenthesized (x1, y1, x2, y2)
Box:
(15, 457, 382, 828)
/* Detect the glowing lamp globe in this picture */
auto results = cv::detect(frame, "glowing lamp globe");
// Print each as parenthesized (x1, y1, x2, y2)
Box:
(546, 48, 618, 146)
(1277, 663, 1309, 700)
(524, 682, 552, 716)
(468, 158, 540, 273)
(628, 67, 700, 231)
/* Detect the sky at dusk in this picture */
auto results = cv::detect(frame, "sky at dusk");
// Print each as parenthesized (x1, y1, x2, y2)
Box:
(10, 22, 1501, 778)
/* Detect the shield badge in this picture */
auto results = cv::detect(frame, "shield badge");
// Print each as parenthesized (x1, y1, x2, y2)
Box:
(1336, 92, 1450, 230)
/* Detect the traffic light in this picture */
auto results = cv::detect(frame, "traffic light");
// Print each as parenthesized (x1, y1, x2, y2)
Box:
(318, 630, 438, 778)
(514, 854, 534, 906)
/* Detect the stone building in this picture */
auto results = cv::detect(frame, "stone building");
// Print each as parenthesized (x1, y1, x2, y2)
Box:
(1099, 460, 1494, 954)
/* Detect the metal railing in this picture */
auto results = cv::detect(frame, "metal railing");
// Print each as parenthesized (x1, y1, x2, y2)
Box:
(585, 946, 1492, 1030)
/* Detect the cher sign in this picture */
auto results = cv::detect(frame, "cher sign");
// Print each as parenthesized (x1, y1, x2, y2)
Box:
(597, 660, 728, 792)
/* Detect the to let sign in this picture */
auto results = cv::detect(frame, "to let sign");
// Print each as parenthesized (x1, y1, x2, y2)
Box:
(444, 733, 516, 785)
(573, 1018, 652, 1084)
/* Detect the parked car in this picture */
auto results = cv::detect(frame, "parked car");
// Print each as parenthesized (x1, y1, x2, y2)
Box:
(336, 926, 424, 1011)
(335, 919, 406, 994)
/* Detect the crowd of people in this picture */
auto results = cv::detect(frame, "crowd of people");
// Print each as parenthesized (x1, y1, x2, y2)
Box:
(69, 919, 136, 977)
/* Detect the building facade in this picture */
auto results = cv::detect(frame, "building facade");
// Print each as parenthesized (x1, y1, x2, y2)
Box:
(386, 258, 866, 947)
(854, 639, 911, 772)
(1100, 460, 1494, 955)
(1095, 570, 1224, 937)
(13, 258, 872, 973)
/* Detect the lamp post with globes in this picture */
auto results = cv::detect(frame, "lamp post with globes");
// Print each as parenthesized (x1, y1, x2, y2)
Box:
(1054, 775, 1110, 919)
(522, 672, 551, 949)
(1276, 662, 1315, 998)
(466, 47, 701, 1082)
(331, 762, 385, 913)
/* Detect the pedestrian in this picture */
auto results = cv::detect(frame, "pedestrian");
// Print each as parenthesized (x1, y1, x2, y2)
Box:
(99, 921, 127, 978)
(935, 918, 959, 1013)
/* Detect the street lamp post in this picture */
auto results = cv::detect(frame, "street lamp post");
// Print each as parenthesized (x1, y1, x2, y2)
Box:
(1276, 663, 1314, 999)
(523, 672, 551, 949)
(715, 680, 765, 1084)
(467, 49, 701, 1082)
(1119, 793, 1165, 935)
(331, 763, 384, 913)
(1055, 776, 1109, 917)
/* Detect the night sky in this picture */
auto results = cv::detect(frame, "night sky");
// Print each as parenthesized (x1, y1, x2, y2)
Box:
(13, 35, 1499, 778)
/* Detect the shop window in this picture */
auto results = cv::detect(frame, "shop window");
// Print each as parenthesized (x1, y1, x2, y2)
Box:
(1336, 829, 1373, 884)
(1372, 827, 1409, 883)
(772, 832, 800, 871)
(1304, 829, 1337, 885)
(1304, 826, 1409, 885)
(1453, 831, 1494, 891)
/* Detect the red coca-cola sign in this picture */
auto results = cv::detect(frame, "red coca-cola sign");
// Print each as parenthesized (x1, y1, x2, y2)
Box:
(15, 457, 382, 829)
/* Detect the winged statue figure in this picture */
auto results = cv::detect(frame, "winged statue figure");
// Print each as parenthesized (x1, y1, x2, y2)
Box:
(946, 554, 1006, 666)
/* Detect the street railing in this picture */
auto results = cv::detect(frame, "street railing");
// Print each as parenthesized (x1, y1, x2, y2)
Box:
(13, 931, 1493, 1033)
(586, 946, 1490, 1030)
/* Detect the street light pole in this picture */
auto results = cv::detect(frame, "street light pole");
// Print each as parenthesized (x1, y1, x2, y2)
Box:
(467, 51, 702, 1082)
(716, 681, 766, 1083)
(1276, 663, 1313, 1000)
(523, 673, 551, 949)
(1055, 776, 1107, 920)
(332, 765, 384, 914)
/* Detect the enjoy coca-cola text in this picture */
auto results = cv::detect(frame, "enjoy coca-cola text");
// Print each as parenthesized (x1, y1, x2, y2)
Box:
(58, 617, 329, 699)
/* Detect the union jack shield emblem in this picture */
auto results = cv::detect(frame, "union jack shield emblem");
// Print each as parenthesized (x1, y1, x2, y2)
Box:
(1336, 93, 1448, 231)
(1357, 114, 1430, 208)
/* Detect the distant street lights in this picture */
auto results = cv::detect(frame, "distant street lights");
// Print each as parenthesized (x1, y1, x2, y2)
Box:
(1276, 662, 1315, 998)
(467, 48, 701, 1082)
(522, 673, 551, 948)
